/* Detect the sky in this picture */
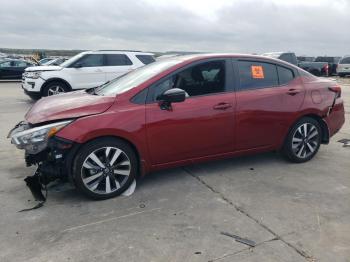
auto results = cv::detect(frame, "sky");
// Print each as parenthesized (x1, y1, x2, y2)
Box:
(0, 0, 349, 56)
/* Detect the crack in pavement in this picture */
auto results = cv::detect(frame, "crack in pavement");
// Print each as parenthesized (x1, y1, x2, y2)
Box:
(209, 236, 280, 261)
(182, 166, 315, 261)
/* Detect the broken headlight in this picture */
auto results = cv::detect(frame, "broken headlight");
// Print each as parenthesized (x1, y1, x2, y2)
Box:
(10, 120, 72, 154)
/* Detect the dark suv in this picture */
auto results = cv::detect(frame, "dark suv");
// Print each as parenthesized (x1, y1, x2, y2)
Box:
(315, 56, 341, 76)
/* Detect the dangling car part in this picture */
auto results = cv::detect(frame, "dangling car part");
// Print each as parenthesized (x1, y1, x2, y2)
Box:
(8, 120, 76, 201)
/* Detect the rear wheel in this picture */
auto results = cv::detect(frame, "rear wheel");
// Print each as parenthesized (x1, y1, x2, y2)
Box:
(73, 138, 137, 200)
(42, 81, 69, 97)
(338, 73, 345, 78)
(282, 117, 322, 163)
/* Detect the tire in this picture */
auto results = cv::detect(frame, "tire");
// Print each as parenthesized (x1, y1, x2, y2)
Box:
(281, 117, 322, 163)
(73, 137, 137, 200)
(338, 73, 345, 78)
(42, 81, 69, 97)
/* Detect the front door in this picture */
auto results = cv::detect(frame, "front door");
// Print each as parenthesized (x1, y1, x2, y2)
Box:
(145, 59, 236, 165)
(65, 53, 106, 89)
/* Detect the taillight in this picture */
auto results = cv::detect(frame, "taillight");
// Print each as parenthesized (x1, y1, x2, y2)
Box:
(328, 85, 341, 98)
(323, 64, 329, 75)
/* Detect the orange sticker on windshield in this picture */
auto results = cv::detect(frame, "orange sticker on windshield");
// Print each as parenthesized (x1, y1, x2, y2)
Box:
(251, 65, 264, 79)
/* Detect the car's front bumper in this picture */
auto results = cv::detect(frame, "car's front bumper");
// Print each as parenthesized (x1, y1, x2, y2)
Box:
(22, 86, 41, 99)
(22, 76, 45, 94)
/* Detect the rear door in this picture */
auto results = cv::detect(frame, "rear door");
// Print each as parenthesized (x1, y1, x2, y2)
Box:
(12, 60, 28, 79)
(0, 61, 14, 79)
(234, 59, 305, 150)
(145, 59, 236, 165)
(104, 54, 135, 81)
(65, 54, 106, 89)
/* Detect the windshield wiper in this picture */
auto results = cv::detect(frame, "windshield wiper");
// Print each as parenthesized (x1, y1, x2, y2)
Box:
(87, 80, 111, 95)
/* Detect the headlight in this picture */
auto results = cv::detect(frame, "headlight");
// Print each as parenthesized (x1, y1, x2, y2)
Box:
(25, 71, 41, 79)
(11, 120, 72, 154)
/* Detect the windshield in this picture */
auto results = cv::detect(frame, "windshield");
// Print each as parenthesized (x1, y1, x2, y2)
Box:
(60, 52, 85, 68)
(95, 58, 186, 96)
(340, 57, 350, 64)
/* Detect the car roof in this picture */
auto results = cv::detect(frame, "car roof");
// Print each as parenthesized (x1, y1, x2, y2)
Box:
(166, 53, 299, 66)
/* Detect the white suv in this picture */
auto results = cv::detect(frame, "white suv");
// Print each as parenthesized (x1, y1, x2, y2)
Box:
(337, 56, 350, 77)
(22, 50, 155, 99)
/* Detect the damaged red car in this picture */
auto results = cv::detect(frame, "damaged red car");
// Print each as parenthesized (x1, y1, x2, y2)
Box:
(9, 54, 345, 199)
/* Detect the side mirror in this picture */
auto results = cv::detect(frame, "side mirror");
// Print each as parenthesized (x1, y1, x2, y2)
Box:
(74, 62, 83, 68)
(158, 88, 186, 110)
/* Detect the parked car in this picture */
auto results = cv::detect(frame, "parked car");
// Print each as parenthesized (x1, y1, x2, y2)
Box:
(39, 58, 54, 65)
(263, 52, 329, 77)
(314, 56, 341, 76)
(337, 56, 350, 77)
(262, 52, 298, 65)
(42, 57, 68, 66)
(297, 56, 315, 62)
(0, 59, 35, 79)
(22, 50, 155, 99)
(9, 54, 345, 200)
(298, 60, 329, 77)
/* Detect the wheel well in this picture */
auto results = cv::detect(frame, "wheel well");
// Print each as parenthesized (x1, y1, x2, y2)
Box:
(68, 135, 142, 179)
(296, 114, 330, 144)
(41, 78, 72, 95)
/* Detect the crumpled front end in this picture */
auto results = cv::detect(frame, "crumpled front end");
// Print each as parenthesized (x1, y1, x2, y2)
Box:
(8, 120, 79, 200)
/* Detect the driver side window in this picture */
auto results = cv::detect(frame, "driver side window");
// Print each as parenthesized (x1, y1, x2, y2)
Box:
(151, 60, 226, 101)
(73, 54, 104, 67)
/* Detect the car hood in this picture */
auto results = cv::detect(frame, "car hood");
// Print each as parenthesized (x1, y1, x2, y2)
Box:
(25, 91, 115, 124)
(25, 65, 62, 72)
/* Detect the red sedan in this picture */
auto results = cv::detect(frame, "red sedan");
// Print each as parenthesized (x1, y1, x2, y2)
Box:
(9, 54, 345, 199)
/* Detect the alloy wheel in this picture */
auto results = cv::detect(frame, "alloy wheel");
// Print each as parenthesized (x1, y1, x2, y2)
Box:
(47, 85, 65, 96)
(81, 147, 131, 195)
(291, 123, 319, 159)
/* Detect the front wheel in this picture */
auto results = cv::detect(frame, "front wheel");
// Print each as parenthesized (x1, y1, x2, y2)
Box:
(42, 81, 69, 97)
(282, 117, 322, 163)
(73, 138, 137, 200)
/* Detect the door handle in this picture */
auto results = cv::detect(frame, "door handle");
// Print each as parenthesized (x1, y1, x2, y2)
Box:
(286, 89, 301, 96)
(94, 69, 103, 73)
(213, 102, 232, 110)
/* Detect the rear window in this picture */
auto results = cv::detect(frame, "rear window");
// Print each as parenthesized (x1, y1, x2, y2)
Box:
(340, 57, 350, 64)
(238, 61, 278, 90)
(277, 66, 294, 85)
(136, 55, 155, 65)
(299, 69, 317, 82)
(106, 54, 133, 66)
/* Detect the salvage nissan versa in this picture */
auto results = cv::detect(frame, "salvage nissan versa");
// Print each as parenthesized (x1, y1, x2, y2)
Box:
(9, 54, 345, 200)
